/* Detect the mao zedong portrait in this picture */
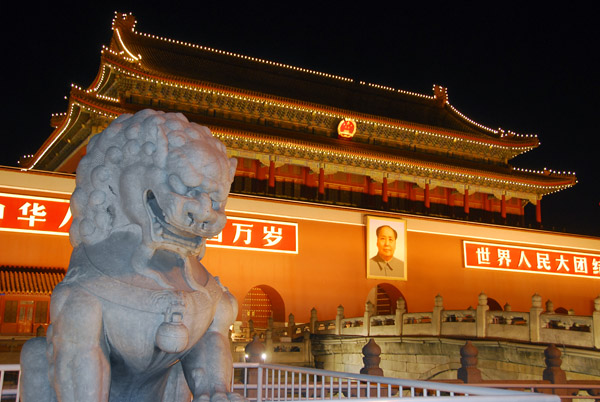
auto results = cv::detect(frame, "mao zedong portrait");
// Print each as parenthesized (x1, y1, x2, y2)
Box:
(369, 225, 404, 278)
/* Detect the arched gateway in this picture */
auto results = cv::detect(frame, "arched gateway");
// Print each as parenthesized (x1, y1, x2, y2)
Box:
(240, 285, 285, 328)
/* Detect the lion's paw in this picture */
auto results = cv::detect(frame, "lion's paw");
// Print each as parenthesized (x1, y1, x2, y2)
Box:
(193, 392, 246, 402)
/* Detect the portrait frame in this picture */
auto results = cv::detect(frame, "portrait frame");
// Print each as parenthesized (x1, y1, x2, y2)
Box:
(366, 216, 407, 281)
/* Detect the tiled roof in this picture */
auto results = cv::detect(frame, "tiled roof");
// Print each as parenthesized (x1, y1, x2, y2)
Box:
(114, 20, 504, 140)
(0, 267, 65, 295)
(25, 14, 576, 198)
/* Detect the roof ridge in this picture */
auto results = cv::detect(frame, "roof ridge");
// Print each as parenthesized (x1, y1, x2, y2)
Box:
(95, 55, 537, 149)
(110, 12, 537, 140)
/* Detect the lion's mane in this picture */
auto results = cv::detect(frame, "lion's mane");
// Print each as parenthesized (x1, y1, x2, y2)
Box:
(69, 109, 229, 247)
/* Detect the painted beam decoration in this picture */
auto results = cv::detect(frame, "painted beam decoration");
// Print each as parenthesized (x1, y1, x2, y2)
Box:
(463, 240, 600, 279)
(0, 193, 71, 235)
(207, 216, 298, 254)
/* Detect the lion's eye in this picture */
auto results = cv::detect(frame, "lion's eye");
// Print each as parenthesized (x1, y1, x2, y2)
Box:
(168, 174, 187, 195)
(187, 188, 202, 198)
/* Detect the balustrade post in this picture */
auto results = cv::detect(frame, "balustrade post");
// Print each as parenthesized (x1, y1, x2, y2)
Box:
(245, 335, 266, 398)
(245, 335, 266, 363)
(248, 319, 255, 339)
(546, 300, 554, 313)
(364, 301, 374, 336)
(457, 341, 482, 383)
(530, 294, 543, 343)
(433, 294, 443, 336)
(395, 298, 406, 336)
(476, 292, 489, 338)
(336, 305, 344, 335)
(593, 296, 600, 349)
(360, 339, 383, 376)
(303, 330, 312, 365)
(543, 344, 566, 383)
(265, 329, 272, 363)
(310, 307, 318, 333)
(288, 313, 295, 336)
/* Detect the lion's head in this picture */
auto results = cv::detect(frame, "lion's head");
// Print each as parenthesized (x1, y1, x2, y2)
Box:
(70, 109, 236, 263)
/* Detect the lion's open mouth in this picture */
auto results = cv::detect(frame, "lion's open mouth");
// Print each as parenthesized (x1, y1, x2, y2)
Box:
(146, 190, 203, 249)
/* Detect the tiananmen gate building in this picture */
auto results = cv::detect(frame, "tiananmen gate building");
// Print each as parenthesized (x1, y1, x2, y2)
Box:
(1, 13, 598, 378)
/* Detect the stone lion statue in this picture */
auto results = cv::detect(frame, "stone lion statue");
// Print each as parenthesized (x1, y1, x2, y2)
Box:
(20, 109, 241, 402)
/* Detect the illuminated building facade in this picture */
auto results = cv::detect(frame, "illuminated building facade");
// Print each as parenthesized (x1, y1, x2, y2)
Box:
(2, 14, 597, 358)
(25, 13, 576, 228)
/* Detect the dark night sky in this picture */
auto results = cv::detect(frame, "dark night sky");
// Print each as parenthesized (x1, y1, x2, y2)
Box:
(4, 3, 599, 236)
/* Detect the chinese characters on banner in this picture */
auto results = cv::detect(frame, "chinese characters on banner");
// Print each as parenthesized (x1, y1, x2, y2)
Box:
(0, 192, 298, 254)
(463, 241, 600, 279)
(206, 217, 298, 253)
(0, 193, 71, 235)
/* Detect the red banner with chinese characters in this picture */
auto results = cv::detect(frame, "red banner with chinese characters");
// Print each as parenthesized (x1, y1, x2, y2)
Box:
(0, 193, 72, 236)
(207, 217, 298, 254)
(0, 192, 298, 253)
(463, 240, 600, 279)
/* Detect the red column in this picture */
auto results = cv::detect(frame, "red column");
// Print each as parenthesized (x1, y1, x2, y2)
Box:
(318, 167, 325, 195)
(446, 188, 454, 207)
(501, 194, 507, 218)
(536, 199, 542, 223)
(482, 194, 488, 211)
(256, 160, 266, 180)
(382, 177, 388, 203)
(464, 189, 470, 214)
(305, 169, 317, 187)
(367, 177, 375, 195)
(268, 161, 275, 188)
(520, 199, 525, 216)
(424, 183, 430, 208)
(301, 166, 308, 185)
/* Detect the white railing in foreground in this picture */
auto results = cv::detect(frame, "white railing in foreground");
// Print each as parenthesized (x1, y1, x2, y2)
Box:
(0, 364, 20, 402)
(0, 363, 564, 402)
(231, 363, 560, 402)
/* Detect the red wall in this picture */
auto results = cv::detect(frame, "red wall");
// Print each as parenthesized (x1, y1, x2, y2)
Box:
(1, 198, 598, 324)
(0, 231, 71, 268)
(204, 210, 600, 322)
